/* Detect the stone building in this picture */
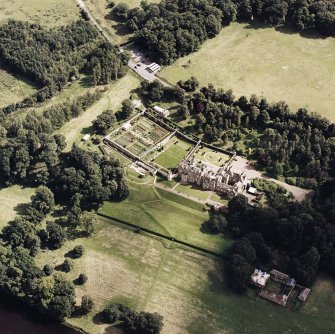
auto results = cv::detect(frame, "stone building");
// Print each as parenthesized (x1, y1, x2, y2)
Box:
(177, 158, 249, 198)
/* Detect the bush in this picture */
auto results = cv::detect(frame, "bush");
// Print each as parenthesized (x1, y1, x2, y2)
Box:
(43, 264, 54, 276)
(73, 245, 85, 258)
(81, 295, 94, 314)
(62, 259, 74, 273)
(77, 273, 88, 285)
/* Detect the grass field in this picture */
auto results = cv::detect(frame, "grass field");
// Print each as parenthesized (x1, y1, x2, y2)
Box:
(154, 139, 193, 169)
(58, 73, 140, 149)
(0, 185, 35, 230)
(160, 23, 335, 120)
(99, 183, 231, 254)
(0, 68, 37, 108)
(34, 221, 335, 334)
(174, 183, 212, 202)
(193, 147, 231, 166)
(0, 0, 79, 27)
(85, 0, 159, 45)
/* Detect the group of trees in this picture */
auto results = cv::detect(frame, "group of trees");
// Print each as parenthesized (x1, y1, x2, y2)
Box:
(0, 187, 76, 320)
(0, 20, 128, 118)
(225, 177, 335, 292)
(182, 84, 335, 188)
(103, 303, 164, 334)
(118, 0, 334, 65)
(0, 91, 102, 186)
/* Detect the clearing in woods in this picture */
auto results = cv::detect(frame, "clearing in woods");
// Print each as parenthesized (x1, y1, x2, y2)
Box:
(34, 223, 335, 334)
(0, 68, 37, 108)
(85, 0, 160, 45)
(0, 185, 35, 230)
(57, 72, 140, 149)
(160, 23, 335, 121)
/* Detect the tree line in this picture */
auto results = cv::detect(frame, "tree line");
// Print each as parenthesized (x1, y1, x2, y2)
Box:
(0, 20, 128, 118)
(113, 0, 335, 65)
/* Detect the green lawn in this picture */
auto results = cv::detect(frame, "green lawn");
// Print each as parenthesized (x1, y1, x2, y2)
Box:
(154, 139, 193, 169)
(99, 183, 231, 254)
(0, 0, 79, 27)
(160, 22, 335, 121)
(174, 183, 212, 202)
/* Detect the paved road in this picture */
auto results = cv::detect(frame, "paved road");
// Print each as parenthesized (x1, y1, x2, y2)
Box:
(231, 156, 311, 202)
(75, 0, 167, 84)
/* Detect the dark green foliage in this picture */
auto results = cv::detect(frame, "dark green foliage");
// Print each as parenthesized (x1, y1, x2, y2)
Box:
(43, 264, 54, 276)
(177, 77, 199, 92)
(81, 295, 94, 314)
(112, 3, 129, 20)
(46, 222, 66, 249)
(128, 0, 225, 65)
(92, 109, 116, 135)
(225, 177, 335, 291)
(186, 85, 335, 187)
(118, 99, 134, 120)
(77, 273, 88, 285)
(0, 21, 127, 117)
(50, 145, 128, 206)
(123, 0, 335, 66)
(0, 92, 102, 186)
(227, 254, 253, 292)
(30, 186, 55, 215)
(62, 259, 74, 273)
(208, 210, 228, 233)
(103, 303, 164, 333)
(73, 245, 85, 258)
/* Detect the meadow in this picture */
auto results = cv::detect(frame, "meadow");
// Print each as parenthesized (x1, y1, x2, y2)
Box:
(160, 23, 335, 121)
(34, 222, 335, 334)
(0, 185, 35, 230)
(99, 182, 232, 254)
(0, 0, 79, 27)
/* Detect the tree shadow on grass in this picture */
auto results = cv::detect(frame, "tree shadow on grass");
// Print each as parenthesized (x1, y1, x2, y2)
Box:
(200, 220, 217, 235)
(14, 202, 30, 216)
(92, 311, 106, 325)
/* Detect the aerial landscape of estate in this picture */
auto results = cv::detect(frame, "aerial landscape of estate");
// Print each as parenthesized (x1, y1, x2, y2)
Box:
(0, 0, 335, 333)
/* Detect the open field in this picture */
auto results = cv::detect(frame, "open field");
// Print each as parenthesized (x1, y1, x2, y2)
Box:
(85, 0, 159, 45)
(99, 182, 231, 254)
(0, 0, 79, 27)
(0, 185, 35, 230)
(34, 222, 335, 334)
(160, 23, 335, 121)
(0, 68, 37, 108)
(58, 73, 140, 149)
(154, 139, 193, 169)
